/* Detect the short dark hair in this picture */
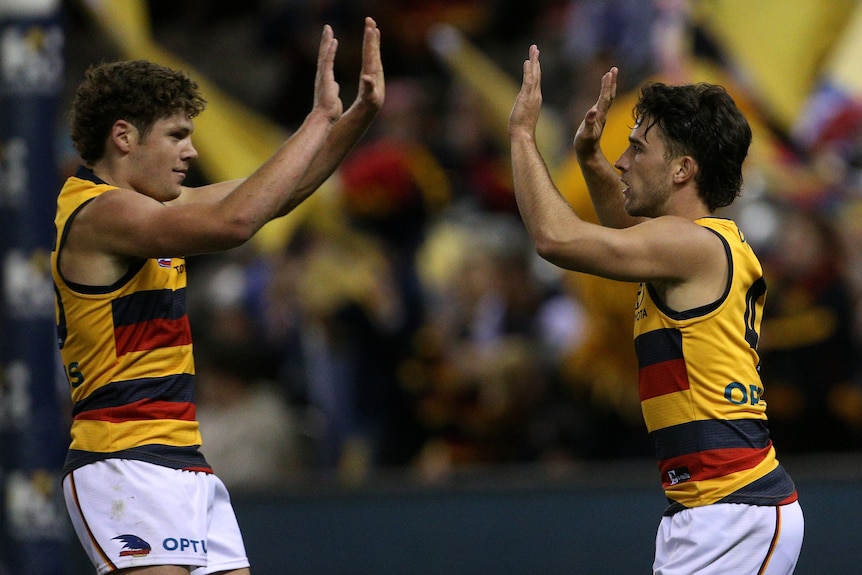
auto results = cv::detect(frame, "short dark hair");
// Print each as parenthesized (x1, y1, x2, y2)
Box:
(70, 60, 206, 164)
(634, 82, 752, 212)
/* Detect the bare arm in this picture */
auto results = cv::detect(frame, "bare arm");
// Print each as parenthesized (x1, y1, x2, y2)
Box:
(508, 45, 724, 292)
(574, 67, 643, 229)
(174, 19, 383, 218)
(72, 24, 343, 266)
(509, 46, 587, 267)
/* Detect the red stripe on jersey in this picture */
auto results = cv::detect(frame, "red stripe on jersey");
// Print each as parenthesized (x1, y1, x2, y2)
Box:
(659, 445, 772, 488)
(114, 316, 192, 356)
(638, 358, 690, 401)
(73, 398, 197, 423)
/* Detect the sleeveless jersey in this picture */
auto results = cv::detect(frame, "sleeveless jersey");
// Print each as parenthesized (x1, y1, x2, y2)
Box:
(633, 217, 796, 514)
(52, 166, 210, 475)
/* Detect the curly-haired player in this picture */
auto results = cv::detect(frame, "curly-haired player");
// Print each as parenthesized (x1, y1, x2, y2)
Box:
(53, 18, 384, 575)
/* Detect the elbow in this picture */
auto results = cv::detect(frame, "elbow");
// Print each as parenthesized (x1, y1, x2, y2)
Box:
(220, 216, 259, 248)
(531, 229, 595, 272)
(532, 233, 568, 266)
(532, 236, 555, 261)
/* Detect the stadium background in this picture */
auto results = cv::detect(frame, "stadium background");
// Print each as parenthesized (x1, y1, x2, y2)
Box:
(2, 0, 862, 573)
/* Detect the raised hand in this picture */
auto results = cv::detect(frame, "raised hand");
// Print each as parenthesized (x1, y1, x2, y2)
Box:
(313, 24, 343, 123)
(354, 17, 385, 114)
(574, 67, 618, 157)
(508, 44, 543, 140)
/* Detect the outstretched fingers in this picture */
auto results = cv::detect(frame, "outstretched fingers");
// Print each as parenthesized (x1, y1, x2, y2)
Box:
(314, 24, 342, 122)
(594, 66, 618, 118)
(575, 67, 618, 152)
(316, 25, 338, 80)
(357, 16, 384, 110)
(509, 44, 543, 138)
(522, 44, 542, 99)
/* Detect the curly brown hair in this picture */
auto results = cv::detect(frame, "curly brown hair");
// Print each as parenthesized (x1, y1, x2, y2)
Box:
(634, 82, 752, 212)
(70, 60, 207, 164)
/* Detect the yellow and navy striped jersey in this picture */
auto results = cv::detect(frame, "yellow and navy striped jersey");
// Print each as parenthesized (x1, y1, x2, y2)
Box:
(633, 217, 797, 514)
(52, 166, 210, 475)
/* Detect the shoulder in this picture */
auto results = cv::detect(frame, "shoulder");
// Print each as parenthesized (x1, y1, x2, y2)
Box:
(696, 216, 744, 240)
(79, 186, 163, 223)
(636, 215, 727, 249)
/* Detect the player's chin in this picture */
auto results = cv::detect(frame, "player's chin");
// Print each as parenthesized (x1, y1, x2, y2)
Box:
(161, 184, 183, 203)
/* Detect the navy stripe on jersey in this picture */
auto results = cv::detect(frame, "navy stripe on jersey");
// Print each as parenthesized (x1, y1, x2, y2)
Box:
(636, 328, 690, 401)
(71, 374, 195, 417)
(651, 419, 772, 461)
(112, 288, 191, 356)
(63, 444, 211, 476)
(636, 327, 683, 367)
(664, 464, 797, 515)
(112, 288, 187, 327)
(717, 464, 797, 505)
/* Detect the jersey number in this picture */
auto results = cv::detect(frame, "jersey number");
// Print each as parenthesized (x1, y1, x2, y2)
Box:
(743, 277, 767, 350)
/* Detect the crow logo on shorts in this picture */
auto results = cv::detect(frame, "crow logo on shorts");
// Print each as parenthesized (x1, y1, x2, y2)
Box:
(113, 534, 152, 557)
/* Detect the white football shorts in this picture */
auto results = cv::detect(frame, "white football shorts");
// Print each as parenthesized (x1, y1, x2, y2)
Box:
(653, 501, 804, 574)
(63, 459, 250, 574)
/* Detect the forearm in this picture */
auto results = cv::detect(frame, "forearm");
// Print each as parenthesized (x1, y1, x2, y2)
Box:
(283, 100, 378, 215)
(174, 178, 245, 206)
(576, 149, 637, 229)
(221, 110, 334, 238)
(511, 133, 584, 260)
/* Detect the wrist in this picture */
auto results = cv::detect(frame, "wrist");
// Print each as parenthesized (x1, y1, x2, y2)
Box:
(508, 126, 536, 143)
(575, 144, 604, 165)
(348, 97, 382, 119)
(307, 107, 339, 127)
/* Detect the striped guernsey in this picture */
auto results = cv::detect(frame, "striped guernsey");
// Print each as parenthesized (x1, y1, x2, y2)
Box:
(52, 166, 210, 476)
(633, 216, 797, 515)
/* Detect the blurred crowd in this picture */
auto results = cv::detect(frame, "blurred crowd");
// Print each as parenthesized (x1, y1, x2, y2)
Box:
(63, 0, 862, 489)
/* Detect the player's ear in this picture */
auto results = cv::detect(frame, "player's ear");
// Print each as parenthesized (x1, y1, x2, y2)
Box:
(110, 120, 136, 153)
(672, 155, 697, 185)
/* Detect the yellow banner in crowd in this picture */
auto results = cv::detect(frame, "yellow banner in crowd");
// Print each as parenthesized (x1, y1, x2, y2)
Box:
(695, 0, 857, 132)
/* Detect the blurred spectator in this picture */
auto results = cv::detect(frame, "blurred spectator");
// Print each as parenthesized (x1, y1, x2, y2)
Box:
(837, 199, 862, 346)
(562, 0, 660, 86)
(339, 78, 449, 252)
(195, 340, 306, 490)
(559, 0, 661, 123)
(408, 212, 587, 476)
(758, 202, 862, 453)
(438, 81, 518, 213)
(260, 222, 427, 481)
